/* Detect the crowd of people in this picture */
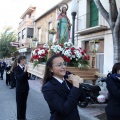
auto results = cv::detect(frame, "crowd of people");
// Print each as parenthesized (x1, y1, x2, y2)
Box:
(0, 59, 16, 89)
(0, 54, 120, 120)
(0, 56, 30, 120)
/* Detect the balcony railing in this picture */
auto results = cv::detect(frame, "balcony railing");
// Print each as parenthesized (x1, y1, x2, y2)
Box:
(18, 17, 34, 28)
(18, 38, 32, 48)
(76, 11, 108, 35)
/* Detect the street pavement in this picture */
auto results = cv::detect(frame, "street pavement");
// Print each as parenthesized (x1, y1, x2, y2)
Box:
(0, 79, 50, 120)
(0, 75, 107, 120)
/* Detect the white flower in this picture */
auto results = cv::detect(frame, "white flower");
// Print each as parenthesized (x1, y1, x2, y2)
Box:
(32, 50, 35, 55)
(64, 49, 71, 57)
(34, 59, 38, 62)
(72, 55, 75, 58)
(58, 46, 63, 51)
(43, 44, 49, 49)
(51, 45, 56, 50)
(64, 42, 73, 48)
(62, 50, 65, 54)
(38, 49, 45, 55)
(76, 58, 78, 61)
(51, 45, 57, 52)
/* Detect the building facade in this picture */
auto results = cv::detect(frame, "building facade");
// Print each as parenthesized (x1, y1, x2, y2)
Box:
(76, 0, 120, 74)
(16, 0, 120, 75)
(34, 8, 57, 44)
(17, 6, 36, 62)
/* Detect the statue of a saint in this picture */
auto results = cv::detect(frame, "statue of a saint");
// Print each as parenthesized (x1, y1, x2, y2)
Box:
(56, 3, 71, 43)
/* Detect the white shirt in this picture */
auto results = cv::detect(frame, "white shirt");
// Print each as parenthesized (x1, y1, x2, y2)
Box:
(19, 64, 24, 70)
(53, 76, 63, 84)
(53, 76, 70, 90)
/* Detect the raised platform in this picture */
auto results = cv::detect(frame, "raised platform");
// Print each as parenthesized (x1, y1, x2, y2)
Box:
(27, 62, 99, 84)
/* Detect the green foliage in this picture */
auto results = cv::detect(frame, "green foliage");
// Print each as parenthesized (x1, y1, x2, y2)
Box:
(33, 56, 47, 68)
(60, 36, 66, 44)
(33, 60, 40, 68)
(67, 60, 79, 67)
(0, 27, 17, 58)
(78, 57, 90, 69)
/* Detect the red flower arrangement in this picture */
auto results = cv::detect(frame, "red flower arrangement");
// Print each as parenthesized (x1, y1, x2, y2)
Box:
(30, 44, 49, 67)
(51, 42, 90, 68)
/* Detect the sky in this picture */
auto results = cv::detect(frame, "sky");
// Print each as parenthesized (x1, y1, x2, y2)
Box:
(0, 0, 62, 32)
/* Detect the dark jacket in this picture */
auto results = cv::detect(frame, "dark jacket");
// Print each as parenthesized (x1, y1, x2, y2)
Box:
(6, 65, 11, 72)
(42, 77, 86, 120)
(105, 73, 120, 117)
(0, 62, 6, 71)
(10, 71, 16, 86)
(14, 65, 30, 92)
(10, 71, 16, 81)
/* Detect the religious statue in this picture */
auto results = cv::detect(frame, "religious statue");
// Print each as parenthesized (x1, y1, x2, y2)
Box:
(56, 3, 71, 44)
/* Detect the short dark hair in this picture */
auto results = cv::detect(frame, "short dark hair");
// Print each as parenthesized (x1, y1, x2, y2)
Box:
(112, 62, 120, 74)
(18, 56, 26, 63)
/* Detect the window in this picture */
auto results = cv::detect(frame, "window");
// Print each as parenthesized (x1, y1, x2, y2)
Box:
(22, 29, 26, 39)
(49, 22, 52, 30)
(48, 22, 55, 42)
(27, 28, 33, 38)
(18, 32, 21, 41)
(38, 28, 41, 42)
(96, 54, 104, 73)
(90, 0, 98, 27)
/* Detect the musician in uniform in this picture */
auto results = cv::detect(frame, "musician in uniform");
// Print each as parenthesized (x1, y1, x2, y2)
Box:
(6, 62, 12, 86)
(14, 56, 31, 120)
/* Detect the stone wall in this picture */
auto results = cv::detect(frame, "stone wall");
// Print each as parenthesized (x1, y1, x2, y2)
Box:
(35, 9, 57, 43)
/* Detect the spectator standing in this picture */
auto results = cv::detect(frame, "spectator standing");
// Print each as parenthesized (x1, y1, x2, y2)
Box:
(0, 59, 6, 80)
(105, 63, 120, 120)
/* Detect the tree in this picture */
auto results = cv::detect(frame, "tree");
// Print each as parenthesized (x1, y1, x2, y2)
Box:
(0, 27, 17, 58)
(93, 0, 120, 63)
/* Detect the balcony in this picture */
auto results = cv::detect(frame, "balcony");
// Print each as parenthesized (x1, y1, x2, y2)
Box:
(76, 12, 109, 35)
(18, 38, 32, 48)
(18, 17, 34, 29)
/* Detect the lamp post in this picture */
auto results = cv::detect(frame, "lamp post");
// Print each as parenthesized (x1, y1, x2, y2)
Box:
(70, 0, 78, 45)
(89, 40, 100, 68)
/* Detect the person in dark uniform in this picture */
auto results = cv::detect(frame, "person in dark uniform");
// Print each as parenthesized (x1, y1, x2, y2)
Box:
(0, 59, 6, 80)
(42, 54, 86, 120)
(14, 56, 30, 120)
(105, 63, 120, 120)
(5, 62, 12, 86)
(10, 59, 17, 89)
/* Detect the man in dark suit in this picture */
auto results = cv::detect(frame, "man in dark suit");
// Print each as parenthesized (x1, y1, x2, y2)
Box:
(14, 56, 30, 120)
(0, 59, 6, 80)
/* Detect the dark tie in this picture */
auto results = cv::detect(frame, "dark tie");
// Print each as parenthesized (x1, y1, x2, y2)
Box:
(22, 67, 24, 71)
(62, 80, 69, 90)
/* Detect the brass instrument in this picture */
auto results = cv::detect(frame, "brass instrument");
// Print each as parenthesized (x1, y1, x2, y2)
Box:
(7, 70, 11, 74)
